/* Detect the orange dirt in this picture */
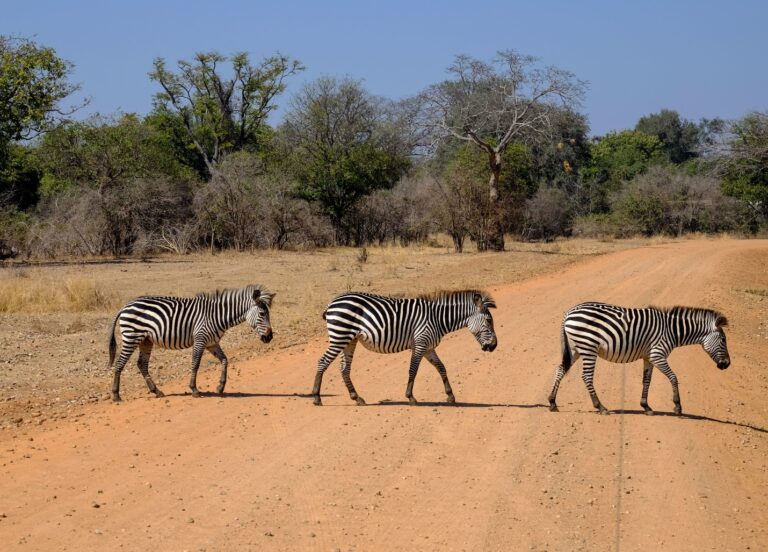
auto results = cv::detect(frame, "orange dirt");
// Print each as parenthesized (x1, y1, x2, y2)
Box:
(0, 239, 766, 551)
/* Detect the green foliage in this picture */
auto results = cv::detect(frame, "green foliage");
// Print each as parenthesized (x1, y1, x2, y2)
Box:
(36, 113, 196, 192)
(281, 78, 410, 242)
(444, 141, 536, 200)
(635, 109, 700, 164)
(721, 111, 768, 220)
(581, 130, 665, 213)
(0, 36, 80, 144)
(0, 143, 40, 209)
(150, 52, 303, 175)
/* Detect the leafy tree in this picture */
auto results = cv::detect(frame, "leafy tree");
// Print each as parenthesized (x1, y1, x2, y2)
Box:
(280, 77, 411, 243)
(149, 52, 303, 176)
(0, 36, 82, 146)
(721, 111, 768, 222)
(418, 50, 586, 250)
(581, 130, 664, 213)
(0, 144, 40, 210)
(635, 109, 700, 164)
(35, 114, 196, 255)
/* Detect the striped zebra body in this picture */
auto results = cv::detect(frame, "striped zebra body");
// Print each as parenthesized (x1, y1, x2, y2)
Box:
(108, 285, 274, 401)
(548, 302, 730, 415)
(312, 290, 498, 406)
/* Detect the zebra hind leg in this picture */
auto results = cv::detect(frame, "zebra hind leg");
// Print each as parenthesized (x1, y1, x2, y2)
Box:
(548, 346, 575, 412)
(313, 339, 349, 406)
(640, 358, 654, 415)
(581, 353, 609, 414)
(137, 340, 164, 398)
(340, 340, 365, 406)
(112, 339, 139, 402)
(425, 350, 455, 404)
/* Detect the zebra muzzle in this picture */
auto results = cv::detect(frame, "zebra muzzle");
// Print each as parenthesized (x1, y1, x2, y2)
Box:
(261, 331, 273, 343)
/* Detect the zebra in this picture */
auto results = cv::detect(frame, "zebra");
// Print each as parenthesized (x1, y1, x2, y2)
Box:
(312, 290, 498, 406)
(107, 284, 274, 402)
(548, 302, 730, 416)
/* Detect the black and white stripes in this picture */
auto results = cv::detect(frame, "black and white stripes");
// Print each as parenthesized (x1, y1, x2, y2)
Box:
(548, 302, 730, 415)
(312, 290, 498, 406)
(107, 284, 274, 401)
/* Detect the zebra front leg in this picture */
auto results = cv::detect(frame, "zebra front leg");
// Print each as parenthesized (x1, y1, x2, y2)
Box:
(640, 358, 654, 415)
(137, 341, 164, 398)
(111, 340, 139, 402)
(405, 345, 426, 406)
(581, 353, 608, 414)
(208, 344, 229, 395)
(189, 340, 206, 397)
(340, 340, 365, 406)
(313, 341, 347, 406)
(652, 355, 682, 415)
(425, 350, 455, 404)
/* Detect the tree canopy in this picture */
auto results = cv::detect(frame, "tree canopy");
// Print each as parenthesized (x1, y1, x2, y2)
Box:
(280, 77, 411, 242)
(149, 51, 303, 176)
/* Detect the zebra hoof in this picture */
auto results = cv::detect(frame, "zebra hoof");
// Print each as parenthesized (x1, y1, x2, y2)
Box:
(597, 407, 610, 415)
(216, 386, 225, 395)
(111, 394, 122, 403)
(408, 397, 418, 406)
(674, 407, 682, 416)
(549, 404, 559, 412)
(154, 389, 165, 398)
(446, 394, 456, 404)
(191, 389, 201, 398)
(355, 396, 366, 406)
(643, 408, 654, 416)
(313, 396, 322, 406)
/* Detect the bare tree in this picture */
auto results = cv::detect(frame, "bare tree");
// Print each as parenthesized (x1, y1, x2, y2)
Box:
(419, 50, 586, 250)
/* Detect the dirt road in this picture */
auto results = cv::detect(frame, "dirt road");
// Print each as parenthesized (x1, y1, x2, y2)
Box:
(1, 239, 766, 551)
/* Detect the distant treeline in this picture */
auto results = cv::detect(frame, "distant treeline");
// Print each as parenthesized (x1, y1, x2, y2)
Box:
(1, 37, 766, 258)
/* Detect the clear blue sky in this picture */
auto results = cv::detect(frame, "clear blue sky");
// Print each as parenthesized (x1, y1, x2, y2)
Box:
(4, 0, 766, 136)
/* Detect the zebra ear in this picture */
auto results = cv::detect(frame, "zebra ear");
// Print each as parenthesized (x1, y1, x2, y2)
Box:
(261, 292, 274, 307)
(715, 314, 728, 328)
(252, 289, 261, 301)
(473, 293, 484, 308)
(486, 300, 497, 309)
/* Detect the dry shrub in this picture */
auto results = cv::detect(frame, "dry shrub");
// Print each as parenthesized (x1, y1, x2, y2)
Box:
(0, 271, 120, 313)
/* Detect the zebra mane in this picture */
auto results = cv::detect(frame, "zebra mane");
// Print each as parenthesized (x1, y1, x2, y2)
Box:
(195, 284, 274, 306)
(655, 305, 728, 327)
(417, 289, 496, 309)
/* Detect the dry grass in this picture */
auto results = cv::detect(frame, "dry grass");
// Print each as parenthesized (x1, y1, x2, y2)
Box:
(0, 237, 651, 425)
(0, 270, 120, 313)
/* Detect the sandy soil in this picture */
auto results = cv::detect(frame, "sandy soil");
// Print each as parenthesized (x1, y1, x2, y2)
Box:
(0, 239, 766, 551)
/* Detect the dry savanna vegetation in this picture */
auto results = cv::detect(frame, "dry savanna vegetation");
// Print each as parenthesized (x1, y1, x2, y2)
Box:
(0, 237, 650, 427)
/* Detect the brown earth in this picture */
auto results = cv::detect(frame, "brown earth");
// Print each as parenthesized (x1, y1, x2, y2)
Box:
(0, 239, 766, 551)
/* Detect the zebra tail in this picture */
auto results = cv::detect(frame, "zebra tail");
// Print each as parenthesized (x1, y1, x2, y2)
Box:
(107, 314, 119, 368)
(560, 324, 572, 371)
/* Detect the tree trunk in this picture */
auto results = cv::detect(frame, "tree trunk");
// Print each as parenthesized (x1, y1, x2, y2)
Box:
(486, 150, 505, 251)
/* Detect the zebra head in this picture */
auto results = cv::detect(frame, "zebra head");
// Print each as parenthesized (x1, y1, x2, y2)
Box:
(245, 287, 274, 343)
(468, 293, 498, 352)
(703, 313, 730, 370)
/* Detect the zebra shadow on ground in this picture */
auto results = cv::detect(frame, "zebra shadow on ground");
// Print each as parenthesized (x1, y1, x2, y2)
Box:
(159, 391, 329, 399)
(610, 408, 767, 434)
(373, 400, 549, 409)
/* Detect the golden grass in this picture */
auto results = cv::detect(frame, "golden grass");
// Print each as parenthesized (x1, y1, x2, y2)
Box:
(0, 270, 120, 313)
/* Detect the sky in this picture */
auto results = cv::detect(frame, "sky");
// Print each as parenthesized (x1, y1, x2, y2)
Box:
(4, 0, 767, 136)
